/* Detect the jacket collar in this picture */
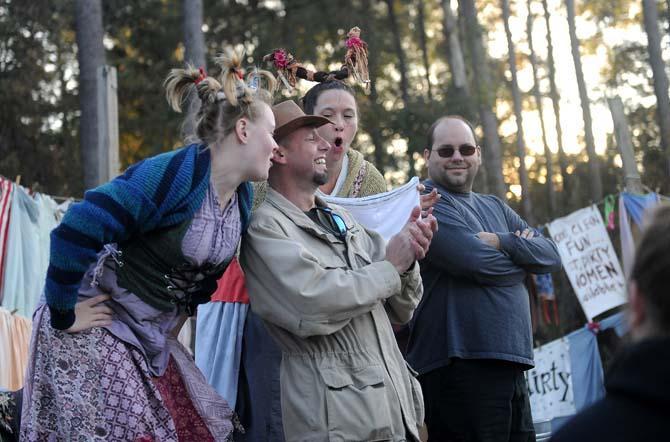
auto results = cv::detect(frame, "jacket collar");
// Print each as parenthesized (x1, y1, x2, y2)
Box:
(265, 187, 352, 243)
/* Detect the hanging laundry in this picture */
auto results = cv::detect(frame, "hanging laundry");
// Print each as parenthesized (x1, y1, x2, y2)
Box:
(599, 310, 628, 337)
(533, 273, 559, 325)
(549, 311, 627, 431)
(0, 187, 59, 317)
(526, 274, 539, 333)
(0, 178, 14, 301)
(0, 307, 32, 390)
(56, 198, 73, 215)
(195, 257, 249, 409)
(619, 192, 660, 278)
(621, 192, 660, 227)
(603, 194, 616, 231)
(619, 194, 635, 279)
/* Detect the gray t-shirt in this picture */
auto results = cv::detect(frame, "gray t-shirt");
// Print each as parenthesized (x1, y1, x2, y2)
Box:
(407, 180, 561, 374)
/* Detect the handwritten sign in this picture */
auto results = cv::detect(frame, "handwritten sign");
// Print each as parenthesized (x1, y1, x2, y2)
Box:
(526, 338, 576, 421)
(548, 205, 627, 321)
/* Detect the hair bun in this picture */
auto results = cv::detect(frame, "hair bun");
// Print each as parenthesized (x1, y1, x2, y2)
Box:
(213, 48, 246, 106)
(164, 65, 222, 113)
(214, 48, 277, 106)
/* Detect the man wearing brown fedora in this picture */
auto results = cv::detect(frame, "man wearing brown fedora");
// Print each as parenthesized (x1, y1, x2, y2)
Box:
(238, 99, 436, 441)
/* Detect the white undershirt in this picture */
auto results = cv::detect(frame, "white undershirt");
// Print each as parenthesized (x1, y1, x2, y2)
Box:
(317, 153, 349, 197)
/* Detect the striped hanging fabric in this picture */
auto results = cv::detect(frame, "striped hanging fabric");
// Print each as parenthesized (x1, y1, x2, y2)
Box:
(0, 178, 14, 300)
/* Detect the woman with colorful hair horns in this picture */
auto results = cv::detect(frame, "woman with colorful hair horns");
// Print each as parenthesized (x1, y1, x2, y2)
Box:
(20, 49, 277, 441)
(303, 79, 386, 197)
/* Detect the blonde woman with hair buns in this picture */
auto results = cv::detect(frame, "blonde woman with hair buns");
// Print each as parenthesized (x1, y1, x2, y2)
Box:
(20, 48, 277, 441)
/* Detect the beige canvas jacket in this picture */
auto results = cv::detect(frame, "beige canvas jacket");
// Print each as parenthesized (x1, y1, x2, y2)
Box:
(240, 187, 425, 442)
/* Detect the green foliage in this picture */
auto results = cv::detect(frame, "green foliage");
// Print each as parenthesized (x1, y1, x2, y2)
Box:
(0, 0, 81, 195)
(603, 38, 668, 193)
(103, 0, 184, 165)
(2, 0, 666, 201)
(578, 0, 638, 26)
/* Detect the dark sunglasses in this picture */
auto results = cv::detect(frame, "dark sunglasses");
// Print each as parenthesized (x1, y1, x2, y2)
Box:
(433, 144, 477, 158)
(314, 206, 348, 239)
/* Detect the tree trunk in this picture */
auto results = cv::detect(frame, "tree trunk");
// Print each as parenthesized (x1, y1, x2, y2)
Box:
(57, 46, 71, 156)
(417, 0, 433, 101)
(361, 0, 387, 175)
(445, 0, 486, 191)
(542, 0, 570, 201)
(384, 0, 410, 106)
(384, 0, 414, 176)
(56, 43, 78, 193)
(441, 0, 474, 112)
(526, 0, 556, 218)
(608, 97, 644, 194)
(502, 0, 533, 223)
(182, 0, 207, 140)
(442, 0, 468, 92)
(566, 0, 603, 201)
(643, 0, 670, 181)
(459, 0, 506, 199)
(75, 0, 105, 190)
(368, 74, 387, 176)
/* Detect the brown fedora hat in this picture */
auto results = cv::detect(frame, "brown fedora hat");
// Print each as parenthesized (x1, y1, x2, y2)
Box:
(272, 100, 332, 141)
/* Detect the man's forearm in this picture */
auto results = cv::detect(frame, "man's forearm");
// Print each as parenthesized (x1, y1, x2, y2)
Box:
(497, 232, 562, 273)
(426, 237, 527, 286)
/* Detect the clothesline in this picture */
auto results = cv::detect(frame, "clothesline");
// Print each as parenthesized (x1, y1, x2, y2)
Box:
(535, 190, 669, 232)
(51, 195, 80, 203)
(0, 175, 80, 203)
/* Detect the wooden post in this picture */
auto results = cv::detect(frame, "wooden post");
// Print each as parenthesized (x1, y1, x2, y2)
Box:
(607, 97, 643, 194)
(96, 65, 119, 185)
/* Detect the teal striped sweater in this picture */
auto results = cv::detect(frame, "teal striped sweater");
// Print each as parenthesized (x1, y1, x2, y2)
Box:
(46, 144, 253, 329)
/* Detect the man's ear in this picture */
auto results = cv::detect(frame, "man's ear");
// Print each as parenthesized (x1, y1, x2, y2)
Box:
(235, 118, 248, 144)
(423, 148, 431, 163)
(272, 145, 288, 164)
(628, 281, 647, 332)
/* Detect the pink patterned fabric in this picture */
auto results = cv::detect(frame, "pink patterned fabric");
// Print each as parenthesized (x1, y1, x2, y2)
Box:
(21, 306, 238, 441)
(152, 358, 214, 441)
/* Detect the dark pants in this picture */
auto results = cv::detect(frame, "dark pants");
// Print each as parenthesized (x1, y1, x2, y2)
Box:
(418, 359, 536, 442)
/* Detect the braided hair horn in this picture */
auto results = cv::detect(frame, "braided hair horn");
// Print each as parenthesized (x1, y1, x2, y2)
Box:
(263, 48, 349, 91)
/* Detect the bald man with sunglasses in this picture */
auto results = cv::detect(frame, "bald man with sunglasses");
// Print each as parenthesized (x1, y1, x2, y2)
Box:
(406, 116, 561, 442)
(240, 100, 437, 442)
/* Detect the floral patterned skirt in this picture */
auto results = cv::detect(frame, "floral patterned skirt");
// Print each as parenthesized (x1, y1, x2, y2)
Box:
(20, 306, 242, 441)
